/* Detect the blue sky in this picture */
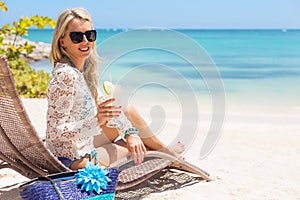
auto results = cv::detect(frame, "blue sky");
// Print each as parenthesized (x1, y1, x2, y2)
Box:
(1, 0, 300, 29)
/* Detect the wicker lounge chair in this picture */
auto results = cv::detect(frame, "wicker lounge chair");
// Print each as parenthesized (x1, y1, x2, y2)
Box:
(111, 151, 212, 190)
(0, 55, 70, 179)
(0, 55, 212, 191)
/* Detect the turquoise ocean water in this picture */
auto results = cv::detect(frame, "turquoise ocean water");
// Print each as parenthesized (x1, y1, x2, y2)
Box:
(25, 29, 300, 111)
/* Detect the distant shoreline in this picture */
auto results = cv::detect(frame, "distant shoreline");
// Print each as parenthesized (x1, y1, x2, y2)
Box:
(4, 34, 51, 62)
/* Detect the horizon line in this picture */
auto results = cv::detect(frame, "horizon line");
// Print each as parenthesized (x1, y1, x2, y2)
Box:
(27, 27, 300, 31)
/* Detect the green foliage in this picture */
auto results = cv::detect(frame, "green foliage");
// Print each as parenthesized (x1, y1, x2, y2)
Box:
(0, 15, 56, 60)
(0, 2, 56, 98)
(0, 2, 8, 11)
(9, 59, 50, 98)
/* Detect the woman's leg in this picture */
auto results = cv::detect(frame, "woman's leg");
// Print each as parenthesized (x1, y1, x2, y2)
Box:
(124, 105, 185, 155)
(81, 104, 186, 171)
(93, 125, 120, 148)
(94, 106, 173, 150)
(95, 143, 129, 166)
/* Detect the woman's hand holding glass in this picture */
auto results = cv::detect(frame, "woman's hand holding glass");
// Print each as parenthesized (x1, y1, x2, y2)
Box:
(105, 84, 125, 128)
(97, 98, 122, 127)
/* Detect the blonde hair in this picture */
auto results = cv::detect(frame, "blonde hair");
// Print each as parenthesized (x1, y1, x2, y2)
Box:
(50, 7, 99, 101)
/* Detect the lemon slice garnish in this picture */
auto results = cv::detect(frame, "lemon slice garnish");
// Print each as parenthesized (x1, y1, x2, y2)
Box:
(103, 81, 115, 95)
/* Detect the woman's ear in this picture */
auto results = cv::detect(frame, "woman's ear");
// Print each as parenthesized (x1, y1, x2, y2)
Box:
(59, 38, 65, 48)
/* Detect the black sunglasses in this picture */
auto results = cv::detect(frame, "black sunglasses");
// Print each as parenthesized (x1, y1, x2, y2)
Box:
(69, 30, 97, 44)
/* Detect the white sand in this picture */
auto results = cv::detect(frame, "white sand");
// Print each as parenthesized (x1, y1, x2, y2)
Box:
(0, 98, 299, 199)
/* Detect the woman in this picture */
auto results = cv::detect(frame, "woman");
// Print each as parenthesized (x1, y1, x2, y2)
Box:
(46, 7, 184, 170)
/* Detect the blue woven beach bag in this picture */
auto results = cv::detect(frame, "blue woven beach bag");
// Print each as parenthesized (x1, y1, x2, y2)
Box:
(19, 168, 118, 200)
(19, 151, 118, 200)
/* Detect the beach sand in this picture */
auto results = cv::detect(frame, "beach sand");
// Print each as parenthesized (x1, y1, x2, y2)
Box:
(0, 98, 299, 199)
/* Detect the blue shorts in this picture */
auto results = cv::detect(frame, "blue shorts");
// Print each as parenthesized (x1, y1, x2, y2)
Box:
(57, 157, 75, 168)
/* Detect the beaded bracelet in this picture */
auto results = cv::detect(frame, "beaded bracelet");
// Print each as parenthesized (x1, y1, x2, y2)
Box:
(123, 128, 139, 139)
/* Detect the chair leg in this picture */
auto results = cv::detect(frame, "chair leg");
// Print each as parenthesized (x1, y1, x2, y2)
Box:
(0, 154, 39, 179)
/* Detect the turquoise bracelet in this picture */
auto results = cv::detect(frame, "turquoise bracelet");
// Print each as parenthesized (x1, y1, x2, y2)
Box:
(124, 128, 139, 139)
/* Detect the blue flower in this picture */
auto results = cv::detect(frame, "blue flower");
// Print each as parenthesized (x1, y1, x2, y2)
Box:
(75, 161, 112, 194)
